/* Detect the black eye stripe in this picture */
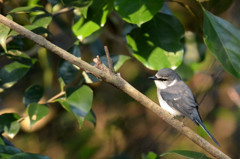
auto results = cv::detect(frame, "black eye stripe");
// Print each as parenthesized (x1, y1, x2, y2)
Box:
(156, 77, 168, 81)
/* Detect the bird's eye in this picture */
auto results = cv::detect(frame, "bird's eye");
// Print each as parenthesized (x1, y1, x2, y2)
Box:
(159, 78, 168, 81)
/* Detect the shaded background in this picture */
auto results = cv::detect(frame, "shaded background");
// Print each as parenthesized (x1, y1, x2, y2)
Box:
(1, 0, 240, 158)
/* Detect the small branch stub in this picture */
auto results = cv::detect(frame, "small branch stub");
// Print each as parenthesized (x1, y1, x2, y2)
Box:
(104, 46, 115, 73)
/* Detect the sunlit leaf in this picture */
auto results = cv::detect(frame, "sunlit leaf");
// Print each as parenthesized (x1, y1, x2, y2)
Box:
(0, 62, 31, 92)
(203, 8, 240, 78)
(23, 85, 44, 107)
(0, 113, 20, 139)
(114, 0, 163, 26)
(0, 15, 12, 52)
(160, 150, 211, 159)
(141, 151, 159, 159)
(66, 85, 93, 117)
(58, 44, 81, 84)
(127, 12, 184, 70)
(72, 0, 114, 41)
(30, 13, 52, 28)
(27, 103, 49, 128)
(56, 85, 93, 127)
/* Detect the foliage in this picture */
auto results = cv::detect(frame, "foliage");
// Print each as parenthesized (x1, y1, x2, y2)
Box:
(0, 0, 239, 158)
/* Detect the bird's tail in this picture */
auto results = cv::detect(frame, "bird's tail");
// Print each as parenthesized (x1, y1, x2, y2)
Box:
(195, 119, 220, 147)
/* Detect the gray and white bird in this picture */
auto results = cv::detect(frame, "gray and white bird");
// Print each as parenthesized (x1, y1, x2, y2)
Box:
(149, 68, 220, 147)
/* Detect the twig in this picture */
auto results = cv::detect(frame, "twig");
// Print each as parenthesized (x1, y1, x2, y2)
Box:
(104, 46, 114, 73)
(39, 91, 66, 104)
(0, 14, 230, 159)
(52, 7, 74, 16)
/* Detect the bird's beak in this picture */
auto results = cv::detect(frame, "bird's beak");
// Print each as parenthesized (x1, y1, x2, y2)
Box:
(148, 76, 157, 80)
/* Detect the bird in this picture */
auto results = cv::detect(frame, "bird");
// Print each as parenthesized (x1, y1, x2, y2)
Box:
(149, 68, 220, 147)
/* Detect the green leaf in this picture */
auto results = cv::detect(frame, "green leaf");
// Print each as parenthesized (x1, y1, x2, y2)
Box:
(47, 0, 60, 6)
(114, 55, 131, 71)
(58, 44, 81, 84)
(127, 13, 184, 70)
(0, 61, 31, 92)
(4, 50, 37, 66)
(0, 113, 20, 139)
(114, 0, 163, 26)
(23, 85, 44, 107)
(62, 0, 93, 8)
(0, 62, 29, 90)
(27, 103, 49, 128)
(9, 6, 46, 13)
(72, 0, 114, 41)
(160, 150, 211, 159)
(66, 85, 93, 117)
(30, 13, 52, 28)
(203, 8, 240, 78)
(141, 152, 159, 159)
(0, 15, 12, 52)
(85, 109, 96, 126)
(0, 145, 22, 155)
(56, 85, 93, 127)
(0, 137, 4, 145)
(9, 153, 51, 159)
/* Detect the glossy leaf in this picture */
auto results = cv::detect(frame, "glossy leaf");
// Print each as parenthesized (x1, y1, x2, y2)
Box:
(47, 0, 60, 6)
(27, 103, 49, 128)
(66, 85, 93, 117)
(9, 6, 46, 13)
(4, 50, 37, 66)
(0, 133, 14, 146)
(160, 150, 211, 159)
(8, 8, 51, 37)
(0, 15, 12, 52)
(85, 109, 96, 126)
(114, 0, 163, 26)
(127, 13, 184, 70)
(0, 62, 31, 92)
(203, 8, 240, 78)
(72, 0, 114, 41)
(57, 98, 85, 127)
(0, 145, 22, 155)
(58, 44, 81, 84)
(114, 55, 131, 71)
(62, 0, 93, 8)
(56, 85, 93, 127)
(0, 113, 20, 139)
(0, 137, 4, 145)
(30, 13, 52, 28)
(9, 153, 51, 159)
(23, 85, 44, 106)
(142, 151, 159, 159)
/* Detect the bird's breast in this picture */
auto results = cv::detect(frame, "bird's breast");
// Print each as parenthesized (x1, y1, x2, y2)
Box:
(157, 91, 182, 116)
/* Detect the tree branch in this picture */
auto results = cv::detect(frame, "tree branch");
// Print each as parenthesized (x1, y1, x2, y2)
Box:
(0, 14, 230, 159)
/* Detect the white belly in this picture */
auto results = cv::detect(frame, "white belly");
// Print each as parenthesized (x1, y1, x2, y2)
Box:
(157, 91, 181, 116)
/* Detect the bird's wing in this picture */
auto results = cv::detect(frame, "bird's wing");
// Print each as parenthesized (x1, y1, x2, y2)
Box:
(160, 81, 199, 120)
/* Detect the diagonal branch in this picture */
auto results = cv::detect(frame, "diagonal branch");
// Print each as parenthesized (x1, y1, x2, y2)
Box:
(0, 14, 230, 159)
